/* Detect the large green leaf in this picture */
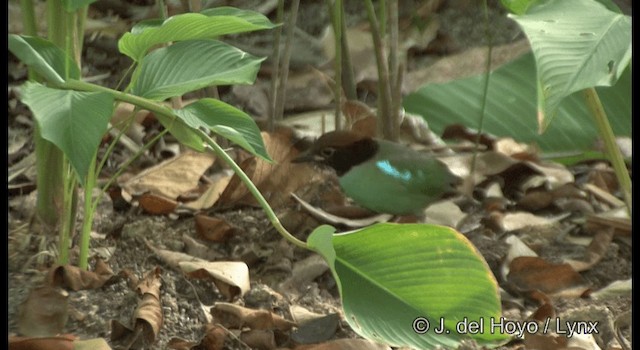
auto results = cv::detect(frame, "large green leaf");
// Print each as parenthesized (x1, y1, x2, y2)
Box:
(21, 83, 113, 184)
(174, 99, 271, 161)
(308, 224, 510, 349)
(118, 7, 276, 61)
(8, 35, 80, 84)
(509, 0, 631, 130)
(131, 40, 265, 101)
(403, 52, 631, 153)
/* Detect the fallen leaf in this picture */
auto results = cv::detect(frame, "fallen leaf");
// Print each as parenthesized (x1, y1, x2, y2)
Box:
(181, 171, 233, 211)
(279, 254, 329, 293)
(590, 279, 631, 300)
(500, 212, 568, 232)
(180, 261, 250, 300)
(9, 334, 76, 350)
(46, 259, 114, 291)
(121, 150, 215, 200)
(291, 310, 340, 344)
(111, 267, 163, 349)
(507, 256, 588, 295)
(211, 302, 296, 332)
(219, 129, 323, 210)
(145, 239, 207, 270)
(239, 329, 276, 350)
(18, 286, 69, 337)
(137, 193, 178, 215)
(564, 228, 614, 272)
(194, 214, 238, 243)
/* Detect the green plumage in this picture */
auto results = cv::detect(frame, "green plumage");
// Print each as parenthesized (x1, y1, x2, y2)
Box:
(338, 139, 458, 215)
(293, 131, 460, 216)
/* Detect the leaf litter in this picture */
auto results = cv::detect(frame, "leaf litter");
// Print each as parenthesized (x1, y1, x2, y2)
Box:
(8, 1, 631, 349)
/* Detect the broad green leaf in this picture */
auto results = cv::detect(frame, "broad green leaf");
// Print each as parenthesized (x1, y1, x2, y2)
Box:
(118, 7, 276, 61)
(309, 224, 510, 349)
(8, 35, 80, 84)
(403, 52, 631, 154)
(132, 40, 265, 101)
(21, 83, 113, 184)
(64, 0, 98, 11)
(154, 113, 205, 152)
(500, 0, 539, 14)
(174, 99, 271, 161)
(510, 0, 631, 131)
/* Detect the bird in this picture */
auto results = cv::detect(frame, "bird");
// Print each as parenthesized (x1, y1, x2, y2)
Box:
(292, 130, 461, 216)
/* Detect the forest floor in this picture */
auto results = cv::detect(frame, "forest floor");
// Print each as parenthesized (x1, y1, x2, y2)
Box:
(8, 1, 631, 349)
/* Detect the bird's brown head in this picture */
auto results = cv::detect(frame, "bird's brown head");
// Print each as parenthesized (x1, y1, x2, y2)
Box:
(292, 130, 378, 176)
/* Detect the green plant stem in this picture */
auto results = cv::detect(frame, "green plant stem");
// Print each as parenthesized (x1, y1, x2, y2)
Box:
(79, 156, 97, 269)
(339, 4, 357, 101)
(58, 162, 77, 265)
(202, 133, 307, 250)
(268, 0, 285, 129)
(332, 0, 343, 130)
(583, 87, 632, 213)
(364, 0, 394, 140)
(273, 0, 300, 125)
(471, 0, 493, 176)
(59, 78, 307, 249)
(387, 0, 401, 139)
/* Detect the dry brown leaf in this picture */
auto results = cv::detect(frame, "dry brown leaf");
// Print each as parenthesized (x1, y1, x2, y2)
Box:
(564, 228, 614, 272)
(291, 310, 340, 344)
(180, 261, 250, 300)
(46, 259, 114, 291)
(590, 279, 631, 300)
(211, 302, 296, 332)
(137, 193, 178, 215)
(8, 334, 76, 350)
(294, 338, 392, 350)
(507, 256, 588, 295)
(17, 286, 69, 337)
(279, 254, 329, 293)
(194, 214, 237, 243)
(144, 239, 207, 270)
(111, 267, 163, 349)
(168, 323, 228, 350)
(181, 172, 234, 211)
(524, 332, 568, 350)
(121, 150, 215, 200)
(219, 129, 321, 210)
(239, 329, 276, 350)
(182, 234, 225, 261)
(500, 212, 568, 232)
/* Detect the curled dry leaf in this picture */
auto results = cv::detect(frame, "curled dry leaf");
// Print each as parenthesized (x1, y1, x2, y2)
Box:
(279, 254, 329, 293)
(47, 259, 114, 291)
(564, 228, 614, 272)
(211, 302, 296, 332)
(290, 192, 392, 228)
(144, 238, 207, 270)
(500, 211, 569, 232)
(219, 129, 323, 210)
(137, 193, 178, 215)
(507, 256, 588, 296)
(111, 267, 163, 349)
(120, 150, 215, 200)
(17, 286, 69, 337)
(289, 306, 341, 343)
(168, 323, 228, 350)
(240, 329, 276, 350)
(8, 334, 76, 350)
(179, 261, 250, 300)
(194, 214, 238, 243)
